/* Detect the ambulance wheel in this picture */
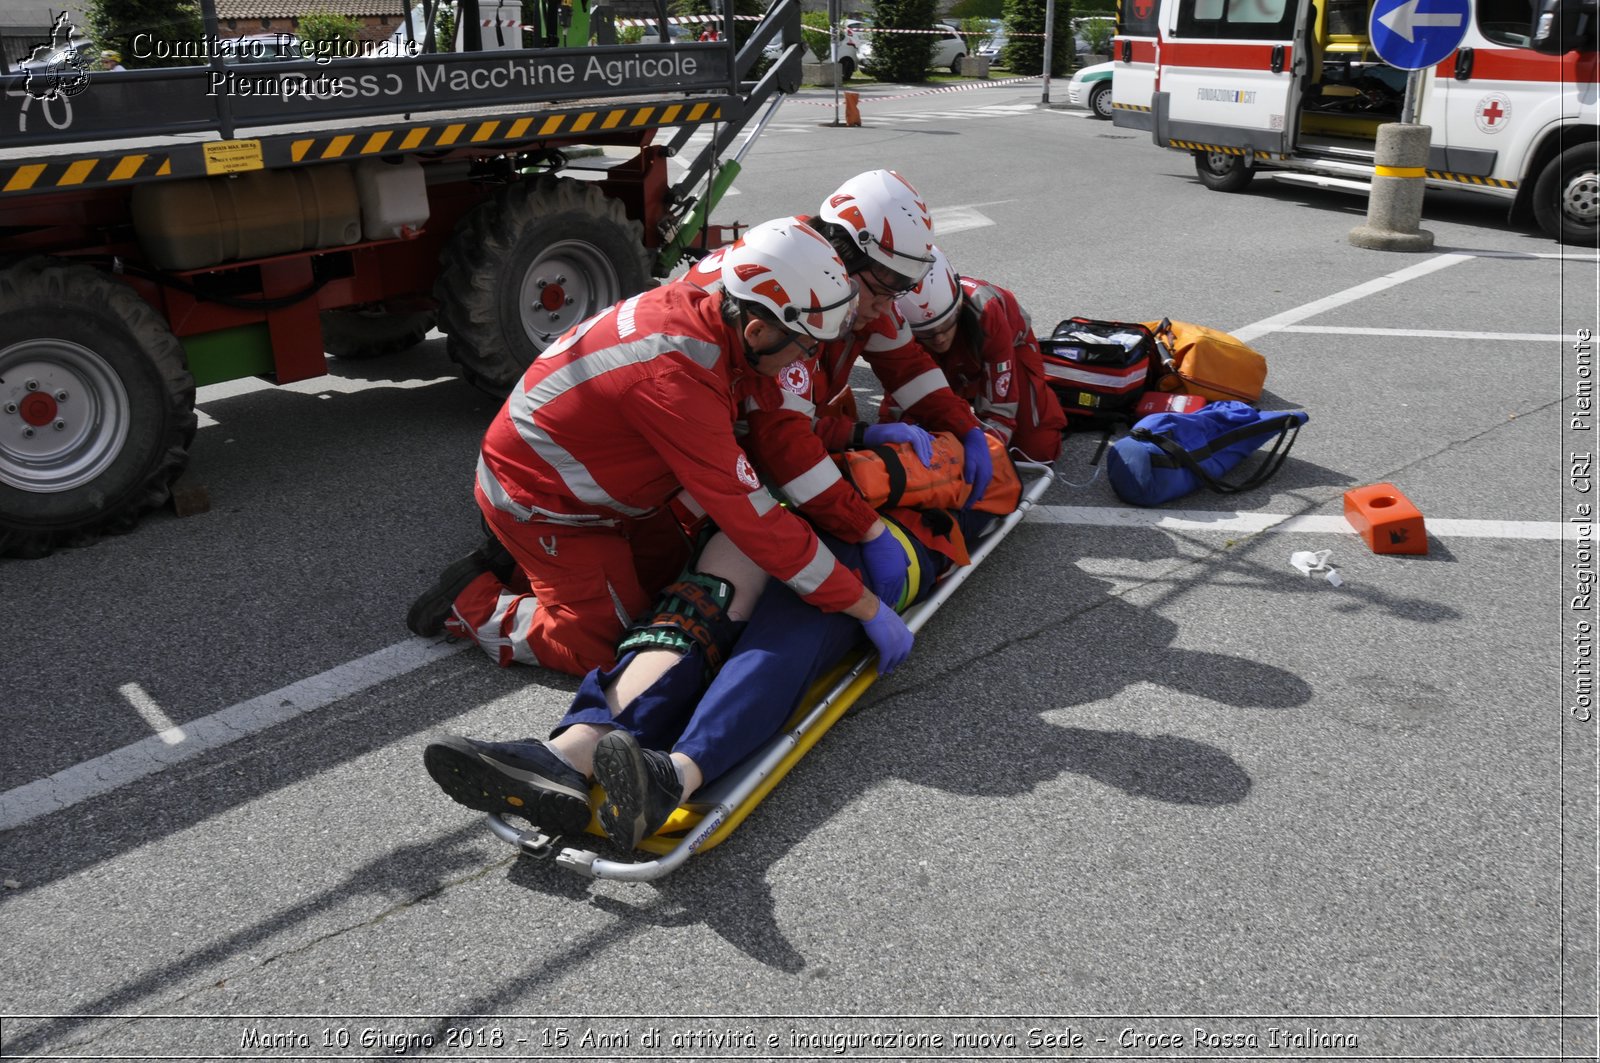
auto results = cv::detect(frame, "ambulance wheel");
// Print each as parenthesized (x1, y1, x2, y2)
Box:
(436, 176, 652, 395)
(0, 258, 196, 559)
(1193, 151, 1255, 193)
(1088, 83, 1112, 119)
(840, 55, 856, 80)
(321, 308, 437, 360)
(1532, 144, 1599, 247)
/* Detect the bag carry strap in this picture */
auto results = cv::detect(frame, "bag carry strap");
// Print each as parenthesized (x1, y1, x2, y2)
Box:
(1132, 415, 1302, 496)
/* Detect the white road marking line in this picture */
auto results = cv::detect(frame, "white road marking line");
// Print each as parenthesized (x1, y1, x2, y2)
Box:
(1277, 326, 1562, 341)
(932, 205, 996, 235)
(0, 638, 468, 833)
(1026, 505, 1579, 539)
(118, 682, 186, 746)
(1232, 253, 1472, 342)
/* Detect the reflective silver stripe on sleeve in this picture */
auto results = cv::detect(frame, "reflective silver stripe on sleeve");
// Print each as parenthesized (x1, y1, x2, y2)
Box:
(784, 539, 837, 598)
(986, 400, 1020, 420)
(891, 367, 949, 411)
(781, 389, 814, 415)
(675, 488, 706, 519)
(780, 456, 844, 505)
(747, 488, 779, 517)
(745, 387, 813, 418)
(508, 334, 724, 517)
(981, 416, 1015, 443)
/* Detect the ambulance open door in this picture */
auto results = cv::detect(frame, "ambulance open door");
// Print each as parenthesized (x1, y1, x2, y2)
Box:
(1152, 0, 1309, 160)
(1112, 0, 1163, 130)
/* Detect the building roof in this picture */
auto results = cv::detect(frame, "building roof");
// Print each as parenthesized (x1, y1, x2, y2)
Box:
(0, 0, 86, 32)
(214, 0, 404, 18)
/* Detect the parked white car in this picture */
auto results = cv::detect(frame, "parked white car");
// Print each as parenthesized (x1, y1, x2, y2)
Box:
(763, 17, 865, 78)
(1065, 59, 1114, 118)
(859, 21, 966, 76)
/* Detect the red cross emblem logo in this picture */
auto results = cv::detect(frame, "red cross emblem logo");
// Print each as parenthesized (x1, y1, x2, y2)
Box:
(1474, 93, 1510, 134)
(780, 362, 811, 395)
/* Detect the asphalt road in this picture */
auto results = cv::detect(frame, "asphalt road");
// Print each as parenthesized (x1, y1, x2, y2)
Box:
(2, 80, 1597, 1061)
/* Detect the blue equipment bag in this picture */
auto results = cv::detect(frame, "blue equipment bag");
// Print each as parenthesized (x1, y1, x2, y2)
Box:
(1107, 401, 1308, 506)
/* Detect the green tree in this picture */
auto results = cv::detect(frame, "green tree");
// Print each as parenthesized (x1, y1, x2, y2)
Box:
(1002, 0, 1071, 75)
(85, 0, 203, 68)
(868, 0, 937, 82)
(433, 3, 456, 51)
(800, 10, 832, 60)
(297, 9, 361, 61)
(957, 15, 989, 51)
(947, 0, 1004, 17)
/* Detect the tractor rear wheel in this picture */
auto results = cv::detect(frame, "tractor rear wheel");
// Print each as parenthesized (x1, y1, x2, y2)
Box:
(436, 177, 652, 395)
(0, 258, 196, 557)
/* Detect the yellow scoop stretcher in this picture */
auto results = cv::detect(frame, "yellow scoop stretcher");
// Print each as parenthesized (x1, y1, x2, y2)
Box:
(486, 461, 1056, 880)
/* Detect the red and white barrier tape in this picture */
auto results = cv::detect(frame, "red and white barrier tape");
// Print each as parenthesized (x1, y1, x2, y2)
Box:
(613, 13, 761, 26)
(785, 74, 1042, 105)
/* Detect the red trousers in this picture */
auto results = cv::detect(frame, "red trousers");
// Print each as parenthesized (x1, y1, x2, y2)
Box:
(445, 485, 691, 676)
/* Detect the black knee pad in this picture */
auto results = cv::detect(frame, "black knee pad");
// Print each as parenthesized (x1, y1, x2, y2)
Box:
(616, 569, 744, 677)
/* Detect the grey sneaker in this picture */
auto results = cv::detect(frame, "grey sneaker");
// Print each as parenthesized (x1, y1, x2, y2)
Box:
(592, 729, 683, 850)
(423, 735, 590, 834)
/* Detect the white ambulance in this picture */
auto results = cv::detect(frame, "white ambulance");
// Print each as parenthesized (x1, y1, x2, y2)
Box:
(1110, 0, 1597, 243)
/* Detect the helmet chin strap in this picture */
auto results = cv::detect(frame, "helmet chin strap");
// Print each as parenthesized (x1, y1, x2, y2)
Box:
(742, 318, 797, 366)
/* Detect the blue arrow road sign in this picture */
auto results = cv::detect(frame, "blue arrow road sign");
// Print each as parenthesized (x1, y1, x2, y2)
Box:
(1369, 0, 1471, 69)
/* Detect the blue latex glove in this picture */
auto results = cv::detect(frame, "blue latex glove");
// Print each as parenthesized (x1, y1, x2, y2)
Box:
(960, 426, 993, 510)
(862, 422, 934, 467)
(861, 599, 915, 675)
(859, 527, 910, 608)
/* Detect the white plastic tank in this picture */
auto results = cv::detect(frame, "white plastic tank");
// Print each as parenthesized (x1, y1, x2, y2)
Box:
(355, 158, 430, 241)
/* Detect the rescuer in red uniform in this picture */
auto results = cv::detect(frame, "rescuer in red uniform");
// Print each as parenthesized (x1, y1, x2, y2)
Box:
(407, 219, 915, 678)
(891, 244, 1066, 464)
(682, 170, 996, 606)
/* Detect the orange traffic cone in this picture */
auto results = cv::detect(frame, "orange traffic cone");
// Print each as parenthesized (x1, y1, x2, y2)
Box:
(844, 91, 861, 127)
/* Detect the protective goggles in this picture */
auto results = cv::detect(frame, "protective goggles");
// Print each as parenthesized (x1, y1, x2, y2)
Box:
(781, 277, 862, 343)
(857, 262, 925, 298)
(856, 231, 936, 292)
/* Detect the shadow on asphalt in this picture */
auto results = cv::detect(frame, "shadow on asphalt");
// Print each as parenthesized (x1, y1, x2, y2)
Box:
(1153, 169, 1542, 241)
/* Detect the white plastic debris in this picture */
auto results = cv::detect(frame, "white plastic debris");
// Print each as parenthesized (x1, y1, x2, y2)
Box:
(1290, 550, 1333, 576)
(1290, 550, 1344, 587)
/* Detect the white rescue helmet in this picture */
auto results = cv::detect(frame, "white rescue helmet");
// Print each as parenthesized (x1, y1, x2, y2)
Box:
(895, 244, 962, 334)
(720, 218, 860, 343)
(818, 169, 936, 290)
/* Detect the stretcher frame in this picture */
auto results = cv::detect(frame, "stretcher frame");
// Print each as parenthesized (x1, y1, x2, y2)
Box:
(486, 460, 1056, 880)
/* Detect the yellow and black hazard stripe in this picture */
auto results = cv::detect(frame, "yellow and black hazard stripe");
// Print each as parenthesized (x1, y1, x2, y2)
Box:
(0, 151, 172, 195)
(1112, 102, 1152, 113)
(1425, 170, 1516, 189)
(0, 99, 727, 199)
(284, 101, 724, 164)
(1167, 139, 1273, 161)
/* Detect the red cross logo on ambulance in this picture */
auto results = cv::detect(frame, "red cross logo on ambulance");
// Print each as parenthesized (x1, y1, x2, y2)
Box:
(1474, 93, 1511, 134)
(780, 362, 811, 395)
(735, 454, 761, 490)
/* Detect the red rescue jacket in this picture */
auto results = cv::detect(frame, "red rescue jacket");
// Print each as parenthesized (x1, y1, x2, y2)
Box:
(684, 245, 982, 543)
(477, 283, 864, 614)
(886, 277, 1066, 452)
